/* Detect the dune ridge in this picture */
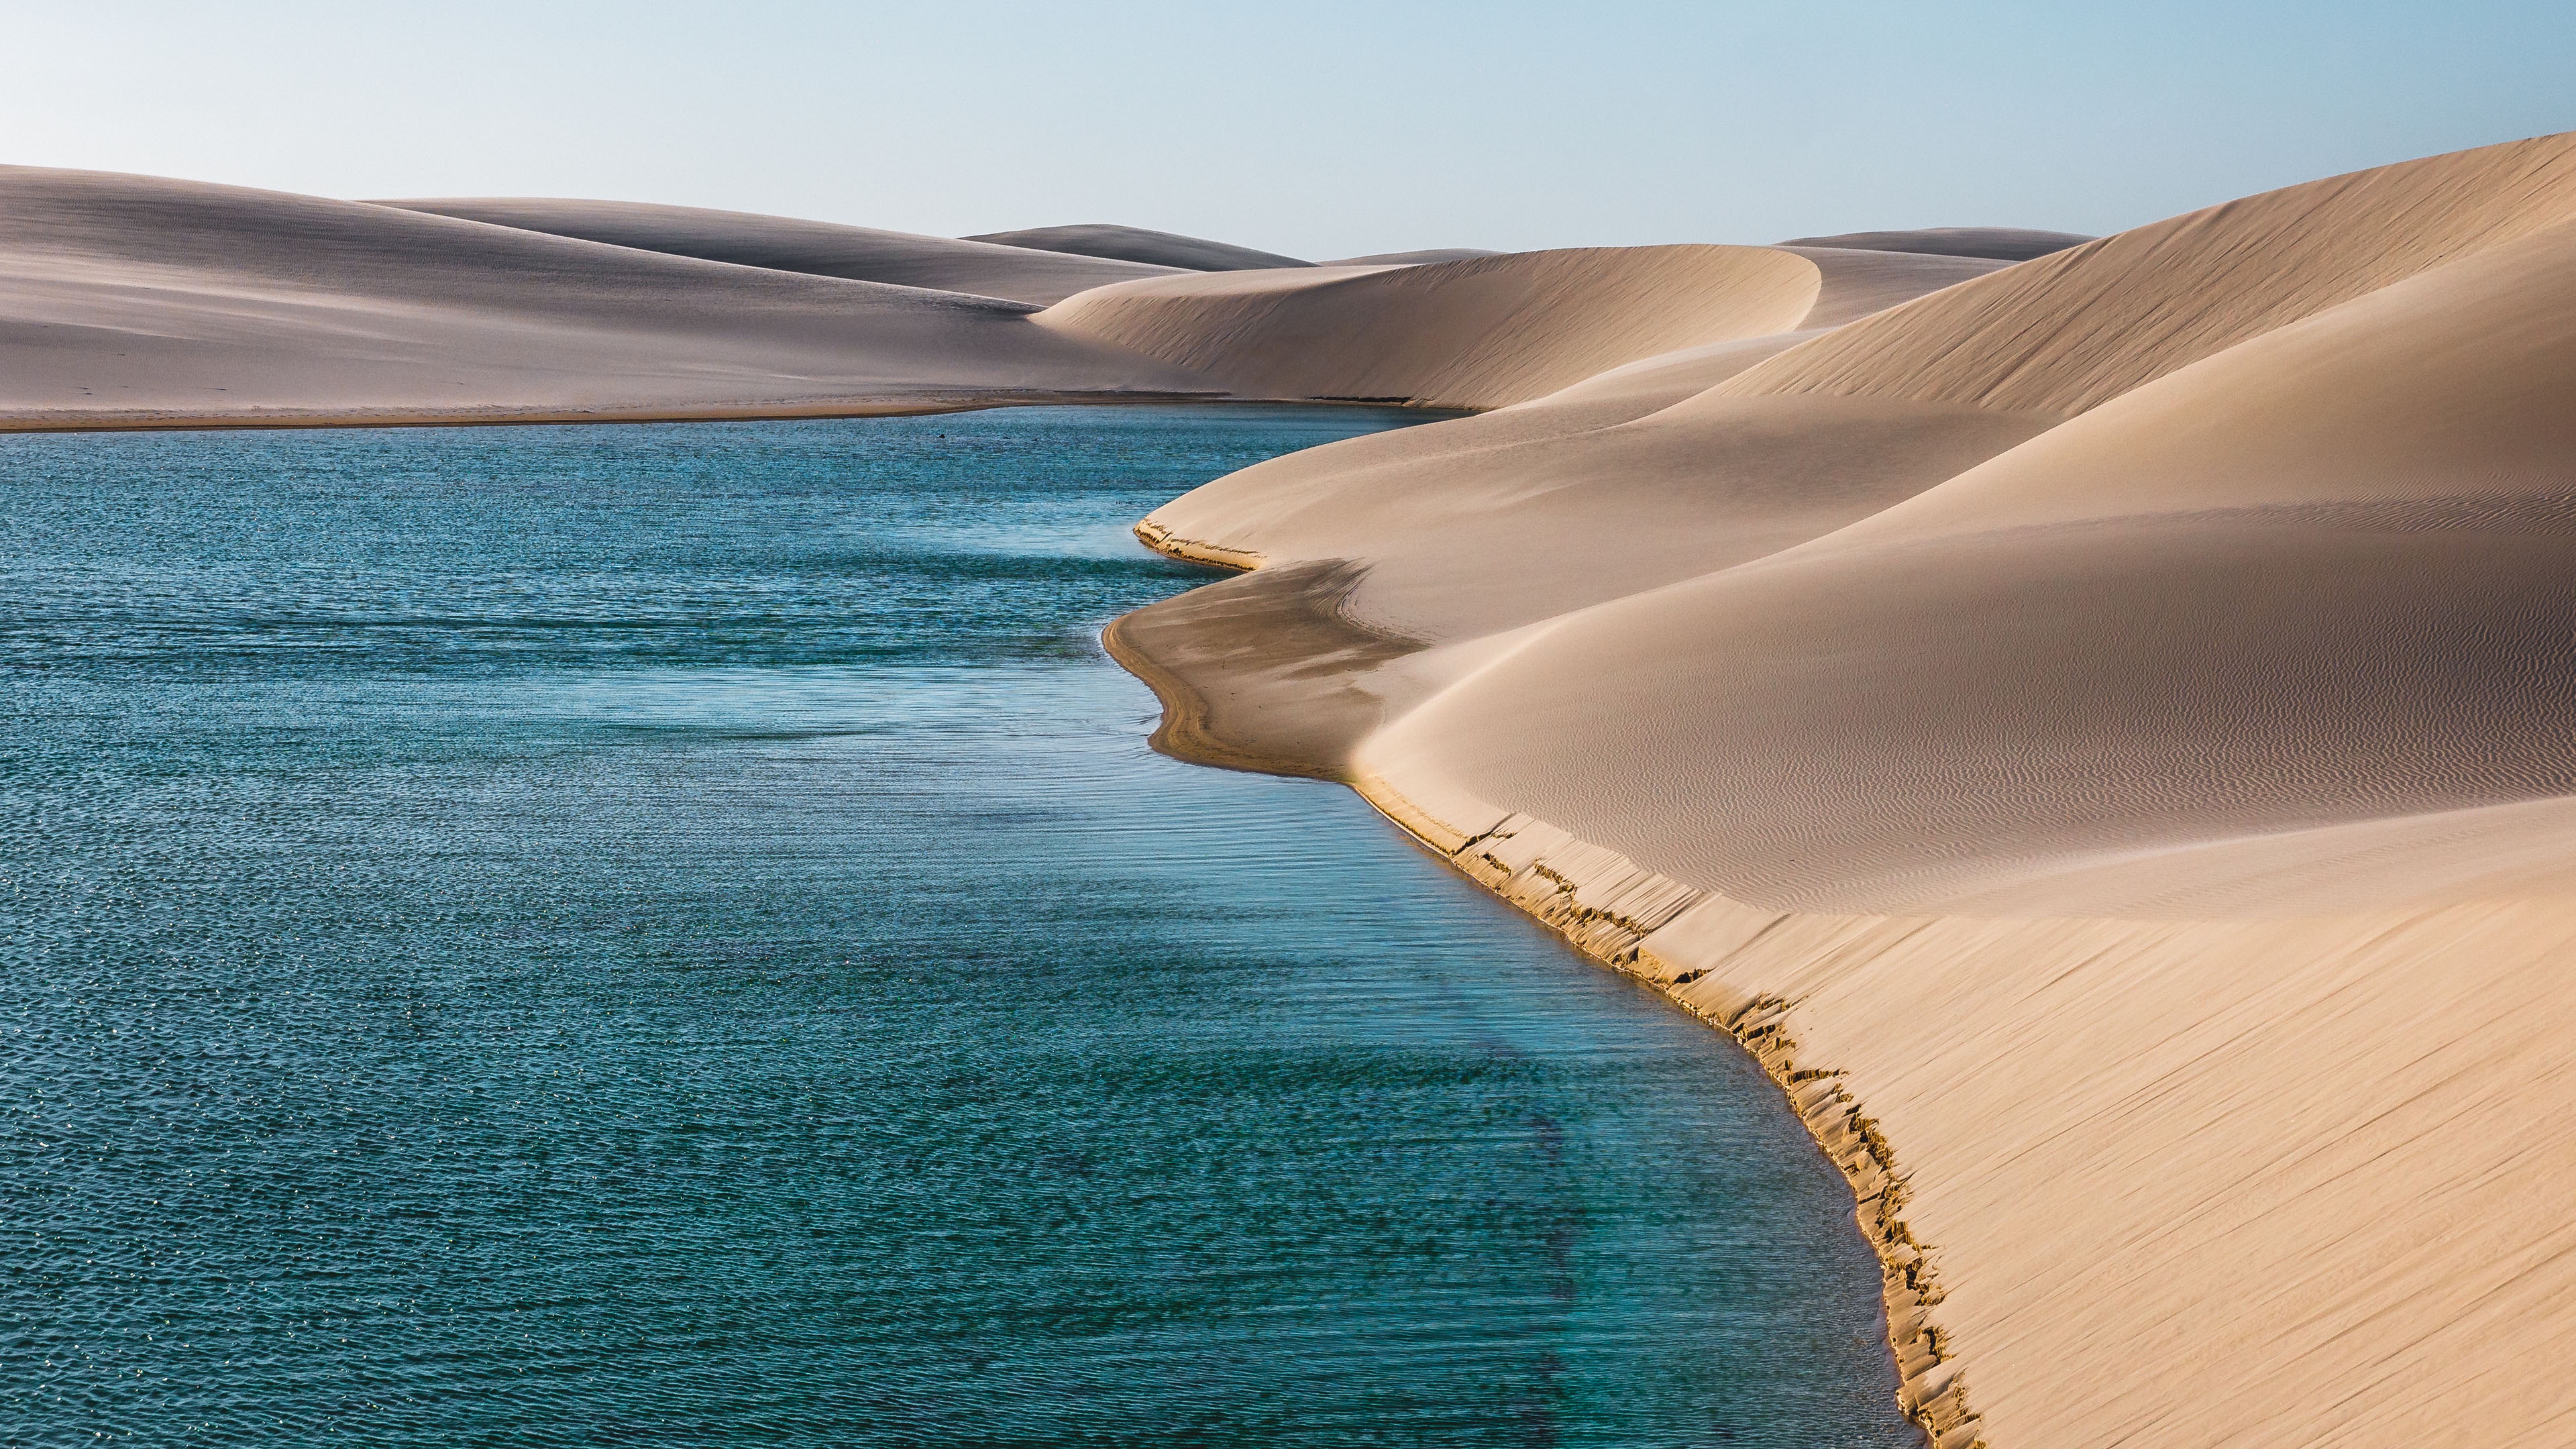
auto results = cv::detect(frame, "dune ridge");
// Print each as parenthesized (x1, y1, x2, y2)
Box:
(1774, 226, 2094, 262)
(1034, 244, 1982, 411)
(1110, 132, 2576, 1448)
(965, 223, 1313, 272)
(372, 197, 1185, 305)
(1726, 133, 2576, 415)
(1320, 248, 1505, 266)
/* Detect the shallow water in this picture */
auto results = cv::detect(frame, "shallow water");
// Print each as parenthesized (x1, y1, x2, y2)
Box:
(3, 408, 1913, 1447)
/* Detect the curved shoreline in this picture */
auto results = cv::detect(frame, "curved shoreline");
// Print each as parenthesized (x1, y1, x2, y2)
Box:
(1350, 773, 1982, 1449)
(17, 404, 1924, 1440)
(1102, 529, 1973, 1446)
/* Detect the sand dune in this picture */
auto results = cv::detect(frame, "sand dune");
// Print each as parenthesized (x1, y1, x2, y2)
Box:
(1732, 133, 2576, 415)
(375, 197, 1182, 305)
(1118, 246, 2014, 680)
(1109, 132, 2576, 1448)
(1775, 225, 2093, 261)
(1369, 217, 2576, 917)
(966, 223, 1311, 272)
(0, 167, 1214, 428)
(1039, 244, 1999, 411)
(1322, 248, 1505, 266)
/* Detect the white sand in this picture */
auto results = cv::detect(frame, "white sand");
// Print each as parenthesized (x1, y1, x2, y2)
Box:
(1118, 132, 2576, 1448)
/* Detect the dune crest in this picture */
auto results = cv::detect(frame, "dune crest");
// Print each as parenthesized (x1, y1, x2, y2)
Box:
(374, 197, 1183, 305)
(1774, 226, 2094, 262)
(1109, 132, 2576, 1448)
(965, 223, 1311, 272)
(1320, 248, 1506, 266)
(1727, 131, 2576, 415)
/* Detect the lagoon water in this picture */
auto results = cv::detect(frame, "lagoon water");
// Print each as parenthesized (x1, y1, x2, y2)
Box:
(4, 408, 1913, 1447)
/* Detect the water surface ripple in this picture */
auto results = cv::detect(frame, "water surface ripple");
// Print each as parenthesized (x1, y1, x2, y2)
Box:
(3, 408, 1912, 1447)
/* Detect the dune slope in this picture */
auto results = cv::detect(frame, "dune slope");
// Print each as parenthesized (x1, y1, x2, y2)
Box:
(1110, 132, 2576, 1449)
(1731, 132, 2576, 414)
(1041, 244, 1917, 411)
(1108, 244, 2019, 772)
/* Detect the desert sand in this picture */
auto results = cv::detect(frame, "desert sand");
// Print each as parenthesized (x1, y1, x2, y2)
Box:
(13, 134, 2576, 1448)
(1110, 132, 2576, 1449)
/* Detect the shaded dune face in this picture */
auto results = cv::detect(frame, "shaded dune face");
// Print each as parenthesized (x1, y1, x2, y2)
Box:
(373, 197, 1185, 305)
(966, 223, 1312, 272)
(1320, 248, 1505, 266)
(1772, 226, 2095, 262)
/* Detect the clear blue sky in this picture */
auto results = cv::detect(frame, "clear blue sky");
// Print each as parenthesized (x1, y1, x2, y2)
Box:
(9, 1, 2569, 258)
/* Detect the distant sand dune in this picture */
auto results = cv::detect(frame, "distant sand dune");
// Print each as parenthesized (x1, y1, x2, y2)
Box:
(375, 197, 1184, 305)
(1774, 225, 2094, 261)
(1038, 244, 1944, 411)
(1320, 248, 1505, 266)
(966, 223, 1311, 272)
(0, 168, 1211, 428)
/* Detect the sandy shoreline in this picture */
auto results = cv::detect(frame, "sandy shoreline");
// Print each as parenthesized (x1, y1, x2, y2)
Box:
(1108, 541, 1982, 1446)
(1099, 133, 2576, 1448)
(1348, 773, 1979, 1448)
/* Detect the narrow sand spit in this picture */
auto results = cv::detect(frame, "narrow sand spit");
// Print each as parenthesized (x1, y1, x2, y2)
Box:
(1112, 133, 2576, 1448)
